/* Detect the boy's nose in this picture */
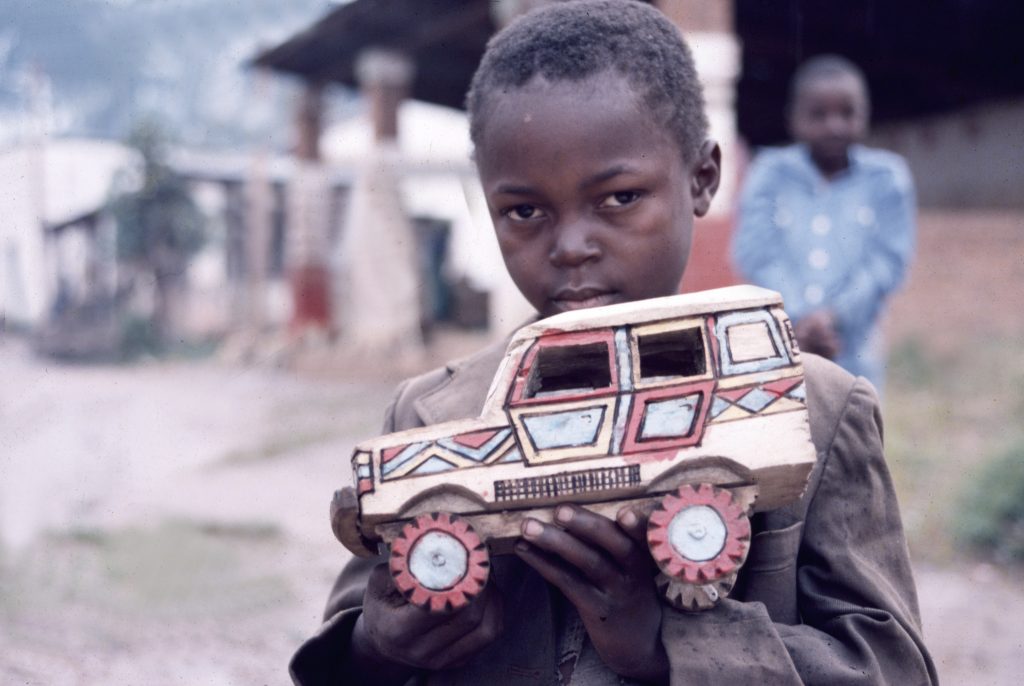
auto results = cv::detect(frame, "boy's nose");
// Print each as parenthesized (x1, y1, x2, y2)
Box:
(824, 113, 850, 135)
(549, 219, 601, 267)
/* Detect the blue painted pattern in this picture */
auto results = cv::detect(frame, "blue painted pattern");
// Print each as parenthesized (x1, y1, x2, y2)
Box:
(640, 394, 700, 440)
(381, 442, 430, 476)
(736, 387, 777, 413)
(523, 407, 606, 450)
(437, 428, 512, 462)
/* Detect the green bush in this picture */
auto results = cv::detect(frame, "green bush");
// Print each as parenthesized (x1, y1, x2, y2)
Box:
(119, 314, 162, 360)
(956, 442, 1024, 563)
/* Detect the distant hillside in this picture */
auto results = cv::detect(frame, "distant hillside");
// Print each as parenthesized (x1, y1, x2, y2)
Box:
(0, 0, 356, 150)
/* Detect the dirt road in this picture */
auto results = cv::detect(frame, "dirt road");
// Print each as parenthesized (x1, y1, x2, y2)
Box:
(1, 336, 1021, 685)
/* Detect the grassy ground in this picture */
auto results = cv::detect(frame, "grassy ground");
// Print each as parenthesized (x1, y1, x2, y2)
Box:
(887, 333, 1024, 562)
(883, 210, 1024, 566)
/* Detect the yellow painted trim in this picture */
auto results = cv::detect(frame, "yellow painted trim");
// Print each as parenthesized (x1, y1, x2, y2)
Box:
(509, 396, 617, 464)
(629, 318, 714, 390)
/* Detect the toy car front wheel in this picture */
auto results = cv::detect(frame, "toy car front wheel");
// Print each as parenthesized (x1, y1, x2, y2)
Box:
(389, 512, 490, 612)
(647, 483, 751, 610)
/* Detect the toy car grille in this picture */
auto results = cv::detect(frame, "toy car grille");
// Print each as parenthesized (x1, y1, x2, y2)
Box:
(494, 464, 641, 503)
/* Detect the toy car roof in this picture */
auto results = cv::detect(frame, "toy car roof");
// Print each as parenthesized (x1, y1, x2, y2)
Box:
(511, 285, 784, 346)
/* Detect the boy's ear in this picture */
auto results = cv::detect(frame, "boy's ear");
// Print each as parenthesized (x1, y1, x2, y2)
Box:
(690, 139, 721, 217)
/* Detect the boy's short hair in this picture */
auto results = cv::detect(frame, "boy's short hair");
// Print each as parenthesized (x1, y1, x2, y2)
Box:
(466, 0, 708, 161)
(787, 54, 870, 110)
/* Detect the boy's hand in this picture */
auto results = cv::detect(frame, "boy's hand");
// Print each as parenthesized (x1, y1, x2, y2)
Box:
(515, 505, 669, 684)
(795, 310, 841, 359)
(351, 563, 504, 683)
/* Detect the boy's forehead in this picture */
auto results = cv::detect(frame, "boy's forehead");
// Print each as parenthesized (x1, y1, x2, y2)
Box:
(478, 73, 674, 155)
(796, 72, 866, 105)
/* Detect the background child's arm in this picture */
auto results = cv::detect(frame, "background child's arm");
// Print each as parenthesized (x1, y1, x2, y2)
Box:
(793, 309, 842, 358)
(514, 505, 670, 684)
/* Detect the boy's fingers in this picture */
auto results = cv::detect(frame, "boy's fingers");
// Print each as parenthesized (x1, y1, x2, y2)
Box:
(553, 505, 636, 562)
(521, 515, 620, 586)
(514, 539, 601, 610)
(365, 565, 504, 670)
(615, 505, 648, 543)
(415, 586, 505, 670)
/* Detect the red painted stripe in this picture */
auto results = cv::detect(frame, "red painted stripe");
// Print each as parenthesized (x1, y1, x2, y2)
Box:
(452, 429, 500, 449)
(381, 444, 408, 464)
(762, 377, 802, 397)
(358, 480, 373, 494)
(715, 387, 751, 403)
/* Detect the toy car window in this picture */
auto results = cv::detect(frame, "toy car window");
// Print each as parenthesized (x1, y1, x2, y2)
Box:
(528, 342, 612, 397)
(714, 310, 790, 376)
(726, 322, 780, 362)
(637, 327, 706, 379)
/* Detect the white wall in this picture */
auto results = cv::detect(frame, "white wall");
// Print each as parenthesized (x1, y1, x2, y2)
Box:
(0, 139, 134, 327)
(869, 98, 1024, 209)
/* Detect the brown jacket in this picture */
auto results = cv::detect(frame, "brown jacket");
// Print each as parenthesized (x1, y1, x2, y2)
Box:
(290, 340, 937, 685)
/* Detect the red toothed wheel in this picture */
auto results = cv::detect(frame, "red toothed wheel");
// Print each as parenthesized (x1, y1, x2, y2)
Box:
(647, 483, 751, 586)
(389, 512, 490, 613)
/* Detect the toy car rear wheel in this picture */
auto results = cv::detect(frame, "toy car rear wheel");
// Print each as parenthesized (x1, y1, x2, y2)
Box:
(389, 512, 490, 612)
(647, 483, 751, 609)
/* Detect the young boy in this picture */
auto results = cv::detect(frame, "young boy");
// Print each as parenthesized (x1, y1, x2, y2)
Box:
(291, 3, 935, 684)
(733, 55, 916, 396)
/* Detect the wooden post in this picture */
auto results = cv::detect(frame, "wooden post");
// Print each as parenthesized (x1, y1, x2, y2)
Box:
(334, 49, 424, 362)
(243, 69, 274, 335)
(287, 81, 333, 334)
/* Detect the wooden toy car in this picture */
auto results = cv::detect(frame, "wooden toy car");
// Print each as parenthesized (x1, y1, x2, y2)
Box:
(331, 285, 817, 611)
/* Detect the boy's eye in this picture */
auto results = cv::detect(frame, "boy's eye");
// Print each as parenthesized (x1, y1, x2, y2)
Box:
(503, 204, 546, 221)
(599, 191, 641, 208)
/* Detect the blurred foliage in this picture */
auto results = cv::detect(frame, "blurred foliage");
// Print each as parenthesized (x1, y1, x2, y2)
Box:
(888, 337, 937, 390)
(886, 330, 1024, 566)
(955, 442, 1024, 563)
(111, 121, 205, 266)
(118, 313, 162, 360)
(109, 120, 205, 344)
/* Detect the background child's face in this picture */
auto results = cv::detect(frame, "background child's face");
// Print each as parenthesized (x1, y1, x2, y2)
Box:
(475, 73, 716, 318)
(790, 73, 868, 172)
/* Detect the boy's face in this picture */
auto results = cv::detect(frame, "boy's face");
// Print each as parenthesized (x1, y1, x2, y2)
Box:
(475, 73, 719, 318)
(789, 73, 868, 173)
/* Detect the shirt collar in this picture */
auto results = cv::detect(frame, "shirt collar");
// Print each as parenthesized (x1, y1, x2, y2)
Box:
(796, 142, 865, 182)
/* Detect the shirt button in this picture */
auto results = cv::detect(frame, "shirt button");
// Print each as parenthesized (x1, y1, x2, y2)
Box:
(805, 285, 824, 305)
(808, 249, 830, 270)
(811, 214, 831, 235)
(857, 207, 876, 225)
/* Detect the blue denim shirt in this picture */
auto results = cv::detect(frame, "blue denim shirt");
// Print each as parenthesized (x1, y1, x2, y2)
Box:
(732, 143, 916, 391)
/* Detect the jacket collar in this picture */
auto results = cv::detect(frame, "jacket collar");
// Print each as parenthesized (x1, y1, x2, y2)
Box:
(412, 335, 512, 425)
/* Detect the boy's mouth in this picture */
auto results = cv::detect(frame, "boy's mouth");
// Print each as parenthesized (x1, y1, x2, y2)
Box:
(550, 287, 618, 312)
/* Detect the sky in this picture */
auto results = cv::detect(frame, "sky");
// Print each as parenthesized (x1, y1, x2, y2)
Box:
(0, 0, 355, 151)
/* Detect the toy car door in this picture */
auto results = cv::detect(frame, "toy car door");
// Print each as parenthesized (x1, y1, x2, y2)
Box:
(620, 318, 716, 454)
(506, 329, 619, 464)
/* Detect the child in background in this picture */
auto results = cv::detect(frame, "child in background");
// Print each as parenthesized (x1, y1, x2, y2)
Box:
(291, 3, 934, 684)
(733, 55, 916, 396)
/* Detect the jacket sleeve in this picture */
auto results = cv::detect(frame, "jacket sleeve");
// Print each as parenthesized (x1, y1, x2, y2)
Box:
(659, 379, 937, 685)
(289, 380, 419, 686)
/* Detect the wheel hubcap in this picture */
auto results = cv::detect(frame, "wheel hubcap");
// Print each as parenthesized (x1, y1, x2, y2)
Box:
(408, 531, 468, 590)
(667, 505, 727, 562)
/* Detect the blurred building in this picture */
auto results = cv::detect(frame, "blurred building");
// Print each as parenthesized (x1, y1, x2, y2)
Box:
(251, 0, 745, 351)
(0, 139, 131, 347)
(7, 0, 1018, 358)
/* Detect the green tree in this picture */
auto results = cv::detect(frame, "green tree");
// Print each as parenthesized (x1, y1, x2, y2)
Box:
(110, 121, 205, 344)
